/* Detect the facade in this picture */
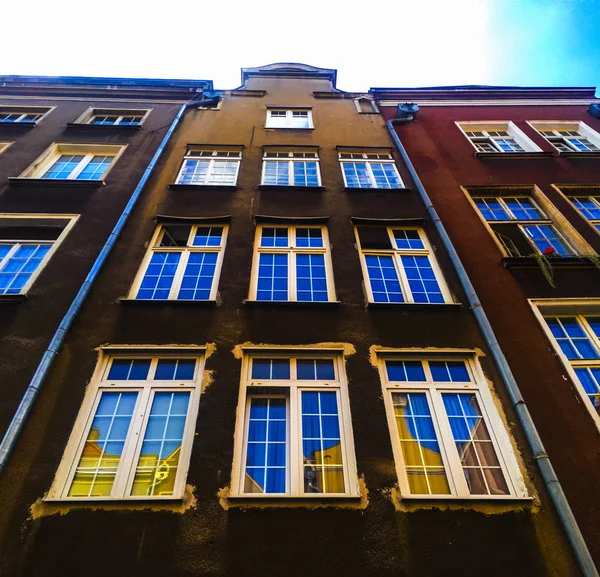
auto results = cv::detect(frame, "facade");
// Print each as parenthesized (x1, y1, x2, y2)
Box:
(0, 66, 592, 576)
(374, 84, 600, 569)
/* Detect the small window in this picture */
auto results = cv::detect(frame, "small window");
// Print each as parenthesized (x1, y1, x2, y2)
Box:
(249, 224, 335, 302)
(266, 109, 313, 129)
(354, 98, 379, 114)
(175, 149, 241, 186)
(261, 150, 321, 187)
(47, 349, 205, 500)
(230, 351, 359, 497)
(129, 223, 228, 301)
(377, 352, 528, 499)
(457, 122, 541, 154)
(19, 143, 124, 181)
(0, 214, 78, 295)
(0, 106, 51, 124)
(529, 121, 600, 153)
(565, 189, 600, 234)
(339, 151, 403, 189)
(355, 225, 452, 304)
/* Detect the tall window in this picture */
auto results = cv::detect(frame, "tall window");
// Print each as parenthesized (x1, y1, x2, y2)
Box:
(377, 353, 528, 499)
(470, 193, 575, 257)
(0, 214, 77, 295)
(457, 122, 540, 154)
(355, 225, 451, 304)
(175, 149, 241, 186)
(565, 191, 600, 233)
(266, 109, 312, 129)
(339, 151, 403, 189)
(530, 121, 600, 153)
(231, 352, 358, 497)
(249, 224, 335, 302)
(261, 151, 321, 187)
(129, 223, 228, 301)
(88, 112, 146, 126)
(48, 350, 205, 500)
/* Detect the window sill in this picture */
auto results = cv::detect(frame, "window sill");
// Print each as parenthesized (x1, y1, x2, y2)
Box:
(502, 256, 599, 269)
(8, 177, 105, 188)
(0, 294, 27, 303)
(244, 300, 341, 307)
(119, 298, 217, 306)
(168, 183, 238, 192)
(399, 495, 534, 502)
(263, 126, 315, 131)
(0, 121, 36, 129)
(225, 494, 363, 507)
(368, 302, 462, 310)
(345, 186, 411, 193)
(44, 495, 184, 503)
(66, 122, 142, 132)
(258, 185, 325, 192)
(558, 151, 600, 158)
(474, 151, 554, 159)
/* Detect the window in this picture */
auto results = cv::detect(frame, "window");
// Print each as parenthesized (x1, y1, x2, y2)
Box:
(175, 149, 241, 186)
(339, 151, 403, 189)
(469, 190, 578, 257)
(0, 214, 78, 295)
(354, 98, 379, 114)
(457, 122, 541, 154)
(129, 222, 228, 301)
(529, 121, 600, 153)
(0, 106, 51, 124)
(230, 351, 359, 497)
(0, 142, 12, 155)
(570, 195, 600, 233)
(261, 150, 321, 187)
(355, 225, 452, 304)
(48, 348, 205, 500)
(19, 143, 124, 181)
(377, 352, 528, 499)
(266, 109, 312, 129)
(249, 224, 335, 302)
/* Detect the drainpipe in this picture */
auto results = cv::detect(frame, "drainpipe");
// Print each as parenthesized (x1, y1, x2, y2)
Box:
(0, 89, 218, 476)
(385, 112, 598, 577)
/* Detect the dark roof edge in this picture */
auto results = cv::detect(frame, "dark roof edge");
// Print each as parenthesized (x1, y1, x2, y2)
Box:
(0, 75, 213, 90)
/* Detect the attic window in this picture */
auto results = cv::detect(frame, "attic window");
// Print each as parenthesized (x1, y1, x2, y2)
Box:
(355, 98, 378, 114)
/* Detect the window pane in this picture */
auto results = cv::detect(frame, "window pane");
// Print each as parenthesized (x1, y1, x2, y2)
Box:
(302, 391, 345, 494)
(108, 359, 151, 380)
(545, 317, 599, 359)
(295, 228, 323, 248)
(392, 392, 450, 495)
(252, 359, 291, 380)
(401, 256, 444, 303)
(296, 253, 328, 302)
(0, 244, 51, 295)
(474, 198, 510, 221)
(69, 391, 138, 497)
(522, 225, 572, 256)
(136, 252, 180, 300)
(257, 253, 288, 301)
(430, 361, 470, 382)
(207, 160, 238, 185)
(504, 198, 544, 220)
(297, 359, 335, 380)
(393, 229, 424, 250)
(386, 361, 425, 382)
(76, 156, 112, 180)
(293, 161, 319, 186)
(263, 161, 289, 186)
(442, 393, 509, 496)
(343, 162, 371, 188)
(260, 228, 288, 248)
(192, 226, 223, 247)
(131, 392, 191, 496)
(572, 197, 600, 220)
(365, 255, 403, 303)
(178, 159, 210, 184)
(43, 155, 85, 179)
(155, 359, 196, 380)
(244, 398, 287, 493)
(160, 226, 191, 247)
(370, 162, 402, 188)
(177, 252, 217, 300)
(574, 367, 600, 415)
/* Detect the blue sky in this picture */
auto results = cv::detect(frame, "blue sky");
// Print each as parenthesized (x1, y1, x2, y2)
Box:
(3, 0, 599, 93)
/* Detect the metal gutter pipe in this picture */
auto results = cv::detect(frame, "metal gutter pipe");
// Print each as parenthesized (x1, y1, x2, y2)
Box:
(0, 97, 203, 476)
(386, 116, 598, 577)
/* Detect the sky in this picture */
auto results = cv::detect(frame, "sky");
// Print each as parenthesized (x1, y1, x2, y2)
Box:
(2, 0, 600, 93)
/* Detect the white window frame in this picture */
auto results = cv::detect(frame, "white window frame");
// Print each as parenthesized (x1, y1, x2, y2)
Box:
(19, 143, 126, 181)
(265, 109, 313, 129)
(260, 150, 322, 187)
(563, 191, 600, 235)
(338, 150, 404, 189)
(248, 224, 336, 302)
(354, 225, 453, 304)
(0, 105, 53, 124)
(376, 350, 529, 500)
(456, 121, 542, 154)
(128, 222, 228, 301)
(0, 142, 13, 155)
(230, 349, 359, 498)
(47, 346, 206, 502)
(530, 299, 600, 432)
(353, 97, 379, 114)
(0, 213, 79, 295)
(73, 107, 151, 127)
(175, 148, 242, 186)
(528, 121, 600, 153)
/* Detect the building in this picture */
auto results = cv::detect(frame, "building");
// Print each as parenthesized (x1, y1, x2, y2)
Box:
(374, 84, 600, 571)
(0, 66, 592, 576)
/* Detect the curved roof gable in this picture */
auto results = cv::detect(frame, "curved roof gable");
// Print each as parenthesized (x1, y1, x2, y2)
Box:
(241, 63, 337, 87)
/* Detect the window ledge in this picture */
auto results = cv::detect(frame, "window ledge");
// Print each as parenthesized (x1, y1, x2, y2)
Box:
(263, 127, 315, 131)
(502, 256, 600, 269)
(225, 495, 363, 507)
(8, 177, 105, 188)
(368, 302, 462, 310)
(0, 121, 36, 129)
(244, 300, 341, 307)
(66, 122, 141, 132)
(399, 495, 534, 502)
(168, 183, 238, 192)
(558, 151, 600, 158)
(0, 294, 27, 303)
(258, 185, 325, 192)
(119, 298, 217, 306)
(345, 186, 412, 193)
(44, 495, 183, 503)
(475, 151, 554, 159)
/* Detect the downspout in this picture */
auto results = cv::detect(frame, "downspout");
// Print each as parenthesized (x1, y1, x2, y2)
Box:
(385, 112, 598, 577)
(0, 89, 218, 476)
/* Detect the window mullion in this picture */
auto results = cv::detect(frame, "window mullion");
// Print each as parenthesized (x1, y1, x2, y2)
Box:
(205, 159, 215, 185)
(394, 252, 413, 302)
(70, 154, 92, 180)
(290, 251, 297, 301)
(170, 250, 189, 299)
(289, 385, 299, 495)
(288, 160, 294, 185)
(365, 162, 376, 187)
(0, 243, 20, 267)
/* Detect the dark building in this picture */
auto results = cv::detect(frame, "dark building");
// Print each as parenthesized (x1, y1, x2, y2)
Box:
(0, 66, 591, 576)
(374, 84, 600, 571)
